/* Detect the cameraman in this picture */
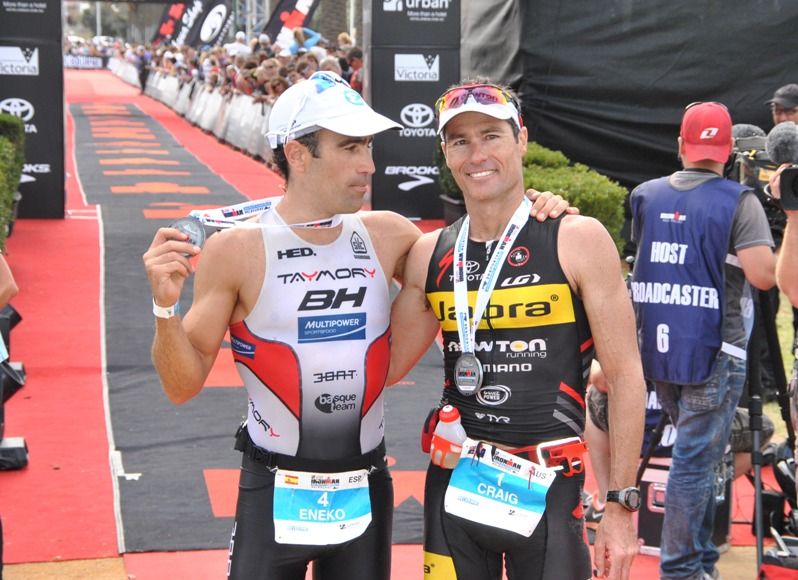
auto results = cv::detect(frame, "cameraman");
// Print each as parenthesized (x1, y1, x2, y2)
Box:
(770, 164, 798, 307)
(769, 163, 798, 508)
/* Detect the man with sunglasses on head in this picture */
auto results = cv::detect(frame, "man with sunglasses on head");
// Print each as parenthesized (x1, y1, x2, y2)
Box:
(387, 79, 646, 580)
(143, 71, 570, 580)
(629, 102, 775, 580)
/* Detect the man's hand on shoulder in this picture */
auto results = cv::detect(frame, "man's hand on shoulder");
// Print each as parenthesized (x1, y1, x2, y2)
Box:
(526, 188, 579, 221)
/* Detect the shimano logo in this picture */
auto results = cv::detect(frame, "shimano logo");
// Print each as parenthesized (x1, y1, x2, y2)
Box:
(385, 165, 438, 191)
(394, 54, 439, 82)
(399, 103, 435, 137)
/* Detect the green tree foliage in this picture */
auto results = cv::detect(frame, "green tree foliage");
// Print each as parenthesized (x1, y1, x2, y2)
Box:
(435, 140, 628, 253)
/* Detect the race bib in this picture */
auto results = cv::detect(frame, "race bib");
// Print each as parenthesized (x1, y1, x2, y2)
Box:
(444, 438, 556, 537)
(273, 468, 372, 545)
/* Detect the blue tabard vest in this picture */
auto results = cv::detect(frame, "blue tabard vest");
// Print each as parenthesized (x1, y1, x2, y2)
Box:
(630, 175, 746, 385)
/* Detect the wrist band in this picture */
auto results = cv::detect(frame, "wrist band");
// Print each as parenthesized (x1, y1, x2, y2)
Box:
(153, 298, 179, 319)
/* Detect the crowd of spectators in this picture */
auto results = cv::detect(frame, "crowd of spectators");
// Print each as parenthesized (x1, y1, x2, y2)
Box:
(90, 28, 366, 107)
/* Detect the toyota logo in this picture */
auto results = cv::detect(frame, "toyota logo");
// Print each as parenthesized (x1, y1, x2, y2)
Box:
(0, 98, 34, 121)
(465, 260, 480, 274)
(400, 103, 434, 128)
(200, 4, 228, 42)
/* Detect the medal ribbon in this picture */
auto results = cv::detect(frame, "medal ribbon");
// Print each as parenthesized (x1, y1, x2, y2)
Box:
(188, 197, 343, 230)
(453, 197, 531, 355)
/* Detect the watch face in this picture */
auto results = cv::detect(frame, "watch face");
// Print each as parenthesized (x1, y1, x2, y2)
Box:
(625, 488, 642, 511)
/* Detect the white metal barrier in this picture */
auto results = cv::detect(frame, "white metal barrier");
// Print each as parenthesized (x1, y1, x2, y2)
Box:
(109, 58, 272, 161)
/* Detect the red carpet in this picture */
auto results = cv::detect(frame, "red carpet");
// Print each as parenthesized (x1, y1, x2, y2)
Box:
(1, 97, 117, 562)
(0, 70, 774, 579)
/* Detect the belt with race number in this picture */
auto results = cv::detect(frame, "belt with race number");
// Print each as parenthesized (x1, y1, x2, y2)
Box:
(505, 436, 588, 477)
(234, 422, 388, 473)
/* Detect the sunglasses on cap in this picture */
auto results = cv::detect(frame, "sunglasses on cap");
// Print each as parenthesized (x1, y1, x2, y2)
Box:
(436, 83, 518, 111)
(435, 83, 522, 122)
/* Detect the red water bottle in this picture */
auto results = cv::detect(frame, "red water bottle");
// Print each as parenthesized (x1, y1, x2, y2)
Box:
(430, 405, 467, 469)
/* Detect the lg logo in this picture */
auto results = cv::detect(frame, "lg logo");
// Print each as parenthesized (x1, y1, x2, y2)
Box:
(400, 104, 434, 128)
(0, 98, 34, 121)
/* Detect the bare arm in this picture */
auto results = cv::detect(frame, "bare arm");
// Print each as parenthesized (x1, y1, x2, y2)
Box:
(559, 215, 645, 580)
(768, 165, 798, 304)
(779, 213, 798, 306)
(737, 245, 776, 290)
(386, 232, 442, 386)
(144, 227, 246, 404)
(0, 254, 18, 308)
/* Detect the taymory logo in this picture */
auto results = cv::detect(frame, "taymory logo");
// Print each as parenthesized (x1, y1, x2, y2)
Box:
(0, 46, 39, 76)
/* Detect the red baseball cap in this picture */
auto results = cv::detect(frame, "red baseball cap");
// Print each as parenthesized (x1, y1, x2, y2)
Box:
(679, 102, 732, 164)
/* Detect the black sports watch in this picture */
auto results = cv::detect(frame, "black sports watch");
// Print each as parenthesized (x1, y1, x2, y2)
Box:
(606, 487, 641, 512)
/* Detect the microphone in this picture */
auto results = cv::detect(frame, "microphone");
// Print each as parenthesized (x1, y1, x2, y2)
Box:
(766, 121, 798, 165)
(732, 123, 766, 139)
(733, 124, 767, 156)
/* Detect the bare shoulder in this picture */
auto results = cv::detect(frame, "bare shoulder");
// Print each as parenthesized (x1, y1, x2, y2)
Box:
(558, 215, 622, 292)
(195, 225, 263, 294)
(360, 210, 423, 281)
(403, 229, 442, 287)
(360, 210, 421, 244)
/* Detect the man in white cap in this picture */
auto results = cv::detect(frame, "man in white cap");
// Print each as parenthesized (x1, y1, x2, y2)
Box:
(388, 79, 645, 580)
(143, 71, 571, 579)
(224, 30, 251, 57)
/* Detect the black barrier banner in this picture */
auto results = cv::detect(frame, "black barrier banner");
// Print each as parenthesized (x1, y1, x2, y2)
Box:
(371, 47, 458, 219)
(369, 0, 460, 219)
(0, 2, 65, 218)
(183, 0, 234, 48)
(152, 2, 188, 46)
(372, 0, 459, 46)
(264, 0, 320, 51)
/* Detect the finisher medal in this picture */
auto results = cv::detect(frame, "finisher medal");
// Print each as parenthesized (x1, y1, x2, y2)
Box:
(454, 353, 483, 396)
(169, 216, 206, 251)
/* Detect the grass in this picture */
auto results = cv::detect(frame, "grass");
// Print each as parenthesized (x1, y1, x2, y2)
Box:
(768, 290, 795, 442)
